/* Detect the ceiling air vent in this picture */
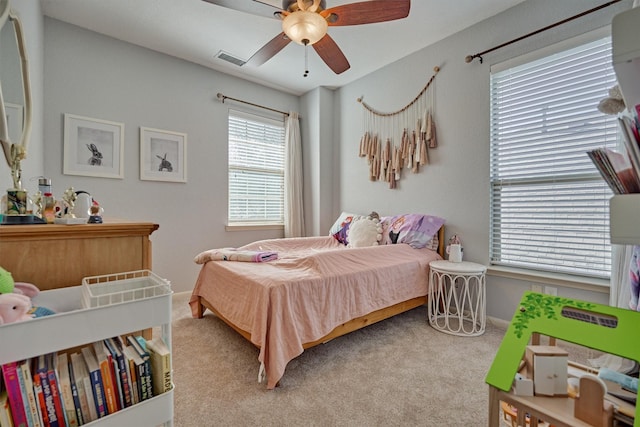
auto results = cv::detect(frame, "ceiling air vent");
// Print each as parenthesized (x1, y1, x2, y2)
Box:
(216, 51, 246, 67)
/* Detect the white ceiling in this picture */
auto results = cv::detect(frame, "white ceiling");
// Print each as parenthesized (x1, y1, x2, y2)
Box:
(41, 0, 527, 95)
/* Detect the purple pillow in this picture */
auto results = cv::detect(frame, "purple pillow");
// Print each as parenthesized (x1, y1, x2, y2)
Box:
(381, 214, 445, 249)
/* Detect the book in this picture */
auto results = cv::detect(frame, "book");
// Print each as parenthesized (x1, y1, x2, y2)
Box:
(126, 336, 153, 401)
(619, 114, 640, 186)
(2, 362, 28, 427)
(14, 360, 37, 427)
(18, 360, 42, 427)
(32, 356, 53, 427)
(0, 389, 13, 427)
(64, 355, 84, 426)
(69, 353, 96, 423)
(587, 148, 626, 194)
(91, 342, 118, 415)
(79, 347, 106, 418)
(28, 360, 46, 427)
(120, 346, 143, 404)
(104, 338, 132, 409)
(55, 353, 78, 427)
(618, 116, 640, 181)
(604, 148, 640, 193)
(45, 353, 67, 427)
(145, 337, 172, 396)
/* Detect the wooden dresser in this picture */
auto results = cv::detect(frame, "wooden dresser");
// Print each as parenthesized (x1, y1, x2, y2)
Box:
(0, 220, 159, 290)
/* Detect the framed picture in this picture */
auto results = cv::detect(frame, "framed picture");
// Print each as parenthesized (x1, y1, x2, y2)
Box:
(4, 103, 23, 143)
(140, 127, 187, 183)
(63, 114, 124, 179)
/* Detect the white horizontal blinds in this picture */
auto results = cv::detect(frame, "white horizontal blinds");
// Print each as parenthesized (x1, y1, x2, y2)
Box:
(490, 37, 617, 279)
(228, 109, 285, 224)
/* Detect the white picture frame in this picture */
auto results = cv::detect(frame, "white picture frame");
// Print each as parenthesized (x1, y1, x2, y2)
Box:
(140, 127, 187, 183)
(63, 113, 124, 179)
(4, 103, 23, 143)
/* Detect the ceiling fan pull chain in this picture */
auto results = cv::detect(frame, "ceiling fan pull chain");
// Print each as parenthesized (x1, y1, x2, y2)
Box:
(303, 40, 309, 77)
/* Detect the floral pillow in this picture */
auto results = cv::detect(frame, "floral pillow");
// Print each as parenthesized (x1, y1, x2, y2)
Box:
(329, 212, 364, 245)
(380, 214, 445, 249)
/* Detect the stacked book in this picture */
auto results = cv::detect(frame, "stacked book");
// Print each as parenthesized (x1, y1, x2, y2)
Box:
(588, 114, 640, 194)
(0, 335, 171, 427)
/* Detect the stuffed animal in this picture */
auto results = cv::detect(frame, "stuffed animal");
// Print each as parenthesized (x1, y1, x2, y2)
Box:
(0, 266, 40, 298)
(0, 266, 52, 322)
(0, 293, 34, 324)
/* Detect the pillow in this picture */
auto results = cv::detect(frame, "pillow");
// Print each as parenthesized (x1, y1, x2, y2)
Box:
(329, 212, 364, 245)
(380, 214, 445, 249)
(347, 217, 383, 248)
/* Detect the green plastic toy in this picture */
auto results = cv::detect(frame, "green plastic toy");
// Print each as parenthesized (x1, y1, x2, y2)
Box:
(486, 291, 640, 426)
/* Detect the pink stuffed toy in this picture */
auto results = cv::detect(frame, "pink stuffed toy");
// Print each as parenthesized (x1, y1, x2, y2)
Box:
(0, 293, 34, 325)
(0, 266, 39, 324)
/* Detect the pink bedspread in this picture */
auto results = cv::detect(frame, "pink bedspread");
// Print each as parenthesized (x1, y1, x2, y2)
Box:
(189, 236, 442, 389)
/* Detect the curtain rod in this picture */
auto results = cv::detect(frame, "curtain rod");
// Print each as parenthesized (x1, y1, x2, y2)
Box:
(216, 93, 289, 117)
(464, 0, 623, 64)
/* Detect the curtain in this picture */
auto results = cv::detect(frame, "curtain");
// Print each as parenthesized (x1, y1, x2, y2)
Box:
(284, 111, 305, 238)
(610, 244, 633, 308)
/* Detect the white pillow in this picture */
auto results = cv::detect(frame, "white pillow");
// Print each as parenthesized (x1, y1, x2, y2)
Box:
(347, 217, 383, 248)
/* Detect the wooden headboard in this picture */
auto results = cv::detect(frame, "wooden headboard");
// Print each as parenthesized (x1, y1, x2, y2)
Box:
(437, 226, 446, 258)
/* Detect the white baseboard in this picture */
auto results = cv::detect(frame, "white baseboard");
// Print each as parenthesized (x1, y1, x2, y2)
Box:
(488, 316, 510, 330)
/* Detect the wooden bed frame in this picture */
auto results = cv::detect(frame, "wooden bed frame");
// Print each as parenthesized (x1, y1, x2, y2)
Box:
(194, 226, 446, 351)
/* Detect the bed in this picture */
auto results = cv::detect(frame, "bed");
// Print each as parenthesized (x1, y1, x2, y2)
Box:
(189, 213, 445, 389)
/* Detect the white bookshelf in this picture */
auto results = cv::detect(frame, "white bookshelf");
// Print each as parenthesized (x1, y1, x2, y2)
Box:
(611, 6, 640, 247)
(610, 194, 640, 244)
(0, 284, 174, 427)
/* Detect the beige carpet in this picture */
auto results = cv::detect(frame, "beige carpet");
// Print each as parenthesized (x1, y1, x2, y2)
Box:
(170, 291, 514, 426)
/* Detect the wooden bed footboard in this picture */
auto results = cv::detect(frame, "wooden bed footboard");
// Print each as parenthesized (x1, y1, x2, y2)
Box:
(197, 295, 427, 350)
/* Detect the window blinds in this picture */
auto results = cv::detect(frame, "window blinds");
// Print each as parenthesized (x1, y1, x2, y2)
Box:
(228, 110, 285, 224)
(489, 37, 618, 279)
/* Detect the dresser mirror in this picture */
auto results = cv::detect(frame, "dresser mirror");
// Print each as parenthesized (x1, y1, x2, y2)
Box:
(0, 0, 32, 192)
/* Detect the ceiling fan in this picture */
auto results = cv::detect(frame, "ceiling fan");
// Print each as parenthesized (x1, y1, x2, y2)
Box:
(202, 0, 411, 75)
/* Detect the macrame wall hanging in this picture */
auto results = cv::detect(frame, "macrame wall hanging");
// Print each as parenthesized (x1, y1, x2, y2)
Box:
(358, 66, 440, 189)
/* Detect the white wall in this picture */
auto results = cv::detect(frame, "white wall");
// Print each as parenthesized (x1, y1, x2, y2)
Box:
(8, 0, 632, 320)
(335, 0, 632, 320)
(42, 19, 301, 292)
(300, 86, 336, 236)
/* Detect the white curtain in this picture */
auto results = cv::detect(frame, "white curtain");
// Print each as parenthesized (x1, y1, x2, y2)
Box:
(588, 246, 636, 372)
(610, 244, 633, 308)
(284, 111, 305, 238)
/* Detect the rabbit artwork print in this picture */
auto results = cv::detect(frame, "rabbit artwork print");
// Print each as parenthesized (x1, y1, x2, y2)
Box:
(87, 143, 103, 166)
(157, 153, 173, 172)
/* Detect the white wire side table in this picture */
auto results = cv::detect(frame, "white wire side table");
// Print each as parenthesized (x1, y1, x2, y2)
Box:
(428, 260, 487, 336)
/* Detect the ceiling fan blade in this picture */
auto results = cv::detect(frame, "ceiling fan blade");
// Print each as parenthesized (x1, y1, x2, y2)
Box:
(201, 0, 282, 19)
(247, 32, 292, 66)
(313, 34, 350, 74)
(323, 0, 410, 26)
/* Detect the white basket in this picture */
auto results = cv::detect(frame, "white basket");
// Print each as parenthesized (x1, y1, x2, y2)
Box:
(81, 270, 171, 308)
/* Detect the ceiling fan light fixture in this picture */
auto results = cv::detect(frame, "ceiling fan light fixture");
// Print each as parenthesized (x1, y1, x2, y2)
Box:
(282, 10, 327, 45)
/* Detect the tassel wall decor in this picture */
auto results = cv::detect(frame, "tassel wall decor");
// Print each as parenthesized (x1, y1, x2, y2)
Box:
(358, 66, 439, 189)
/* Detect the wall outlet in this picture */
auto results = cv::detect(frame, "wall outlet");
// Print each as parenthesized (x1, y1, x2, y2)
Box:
(531, 284, 543, 293)
(544, 286, 558, 296)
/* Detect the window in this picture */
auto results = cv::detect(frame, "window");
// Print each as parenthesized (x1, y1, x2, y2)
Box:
(228, 109, 285, 225)
(490, 35, 618, 279)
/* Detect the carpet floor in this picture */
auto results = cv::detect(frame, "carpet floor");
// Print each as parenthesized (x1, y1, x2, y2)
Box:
(170, 291, 510, 426)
